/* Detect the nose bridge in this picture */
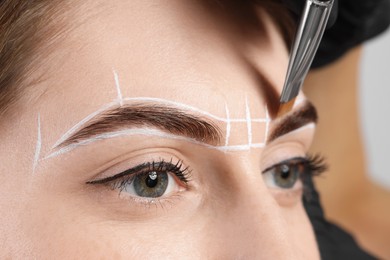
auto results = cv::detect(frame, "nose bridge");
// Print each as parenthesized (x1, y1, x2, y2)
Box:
(202, 170, 298, 259)
(228, 184, 296, 258)
(197, 152, 318, 259)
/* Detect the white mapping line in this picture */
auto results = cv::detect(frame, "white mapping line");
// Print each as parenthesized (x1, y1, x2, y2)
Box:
(284, 123, 315, 136)
(121, 97, 268, 123)
(43, 128, 266, 160)
(245, 96, 252, 146)
(33, 114, 42, 173)
(219, 143, 265, 151)
(51, 101, 118, 149)
(113, 69, 123, 106)
(51, 97, 268, 149)
(294, 97, 306, 108)
(224, 103, 231, 146)
(264, 104, 270, 143)
(252, 118, 268, 123)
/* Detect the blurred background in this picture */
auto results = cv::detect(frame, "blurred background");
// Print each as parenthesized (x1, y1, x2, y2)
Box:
(360, 28, 390, 189)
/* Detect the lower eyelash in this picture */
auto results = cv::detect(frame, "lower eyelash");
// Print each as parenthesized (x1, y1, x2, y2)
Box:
(125, 192, 184, 211)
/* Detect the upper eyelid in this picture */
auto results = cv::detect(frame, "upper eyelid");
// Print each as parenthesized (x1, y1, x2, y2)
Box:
(86, 163, 149, 185)
(261, 157, 307, 173)
(86, 159, 187, 185)
(87, 155, 307, 183)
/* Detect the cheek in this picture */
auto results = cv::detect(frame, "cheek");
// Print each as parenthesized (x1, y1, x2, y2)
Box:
(280, 202, 320, 259)
(13, 199, 152, 258)
(269, 186, 303, 206)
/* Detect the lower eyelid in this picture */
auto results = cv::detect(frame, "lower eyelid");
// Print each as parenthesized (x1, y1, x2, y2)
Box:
(107, 188, 187, 213)
(268, 182, 304, 206)
(85, 174, 189, 215)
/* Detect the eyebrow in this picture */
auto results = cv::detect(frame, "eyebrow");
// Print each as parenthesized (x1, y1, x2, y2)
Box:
(53, 100, 316, 153)
(267, 101, 318, 143)
(55, 103, 223, 149)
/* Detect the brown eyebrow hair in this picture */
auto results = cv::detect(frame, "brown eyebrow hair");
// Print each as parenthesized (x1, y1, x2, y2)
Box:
(56, 101, 316, 151)
(56, 103, 223, 148)
(268, 101, 318, 143)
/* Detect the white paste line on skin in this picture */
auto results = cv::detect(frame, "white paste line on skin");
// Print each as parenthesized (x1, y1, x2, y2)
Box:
(264, 104, 270, 143)
(44, 128, 266, 160)
(245, 96, 252, 146)
(44, 123, 315, 160)
(51, 101, 118, 149)
(113, 69, 123, 106)
(285, 123, 315, 136)
(252, 118, 268, 123)
(224, 102, 231, 147)
(51, 71, 271, 152)
(294, 97, 305, 108)
(33, 114, 42, 173)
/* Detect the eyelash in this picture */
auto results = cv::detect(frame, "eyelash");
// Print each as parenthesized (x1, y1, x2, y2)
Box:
(305, 153, 327, 176)
(262, 153, 327, 176)
(86, 154, 326, 207)
(261, 153, 327, 197)
(86, 159, 191, 193)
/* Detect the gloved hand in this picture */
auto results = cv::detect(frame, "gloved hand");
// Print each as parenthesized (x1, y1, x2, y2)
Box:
(284, 0, 390, 68)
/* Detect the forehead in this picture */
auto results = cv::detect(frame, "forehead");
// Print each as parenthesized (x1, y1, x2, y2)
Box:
(28, 0, 290, 146)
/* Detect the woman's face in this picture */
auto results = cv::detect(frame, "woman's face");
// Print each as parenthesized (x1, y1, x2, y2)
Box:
(0, 0, 319, 258)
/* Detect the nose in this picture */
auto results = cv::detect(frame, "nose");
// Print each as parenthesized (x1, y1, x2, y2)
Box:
(201, 165, 319, 259)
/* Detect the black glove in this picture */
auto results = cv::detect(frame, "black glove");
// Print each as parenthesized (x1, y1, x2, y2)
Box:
(302, 175, 378, 260)
(284, 0, 390, 68)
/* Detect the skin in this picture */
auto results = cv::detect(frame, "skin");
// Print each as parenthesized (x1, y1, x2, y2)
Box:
(306, 47, 390, 259)
(0, 0, 319, 258)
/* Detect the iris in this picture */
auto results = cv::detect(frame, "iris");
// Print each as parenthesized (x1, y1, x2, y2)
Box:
(133, 171, 169, 197)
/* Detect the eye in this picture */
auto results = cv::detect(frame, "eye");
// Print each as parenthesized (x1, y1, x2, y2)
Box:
(87, 160, 191, 199)
(262, 155, 326, 189)
(121, 170, 175, 198)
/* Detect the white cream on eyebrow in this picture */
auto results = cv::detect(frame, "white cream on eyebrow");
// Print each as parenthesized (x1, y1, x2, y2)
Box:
(44, 128, 267, 160)
(33, 114, 42, 173)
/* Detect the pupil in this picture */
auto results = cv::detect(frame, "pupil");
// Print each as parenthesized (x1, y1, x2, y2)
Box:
(145, 172, 158, 188)
(280, 165, 290, 179)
